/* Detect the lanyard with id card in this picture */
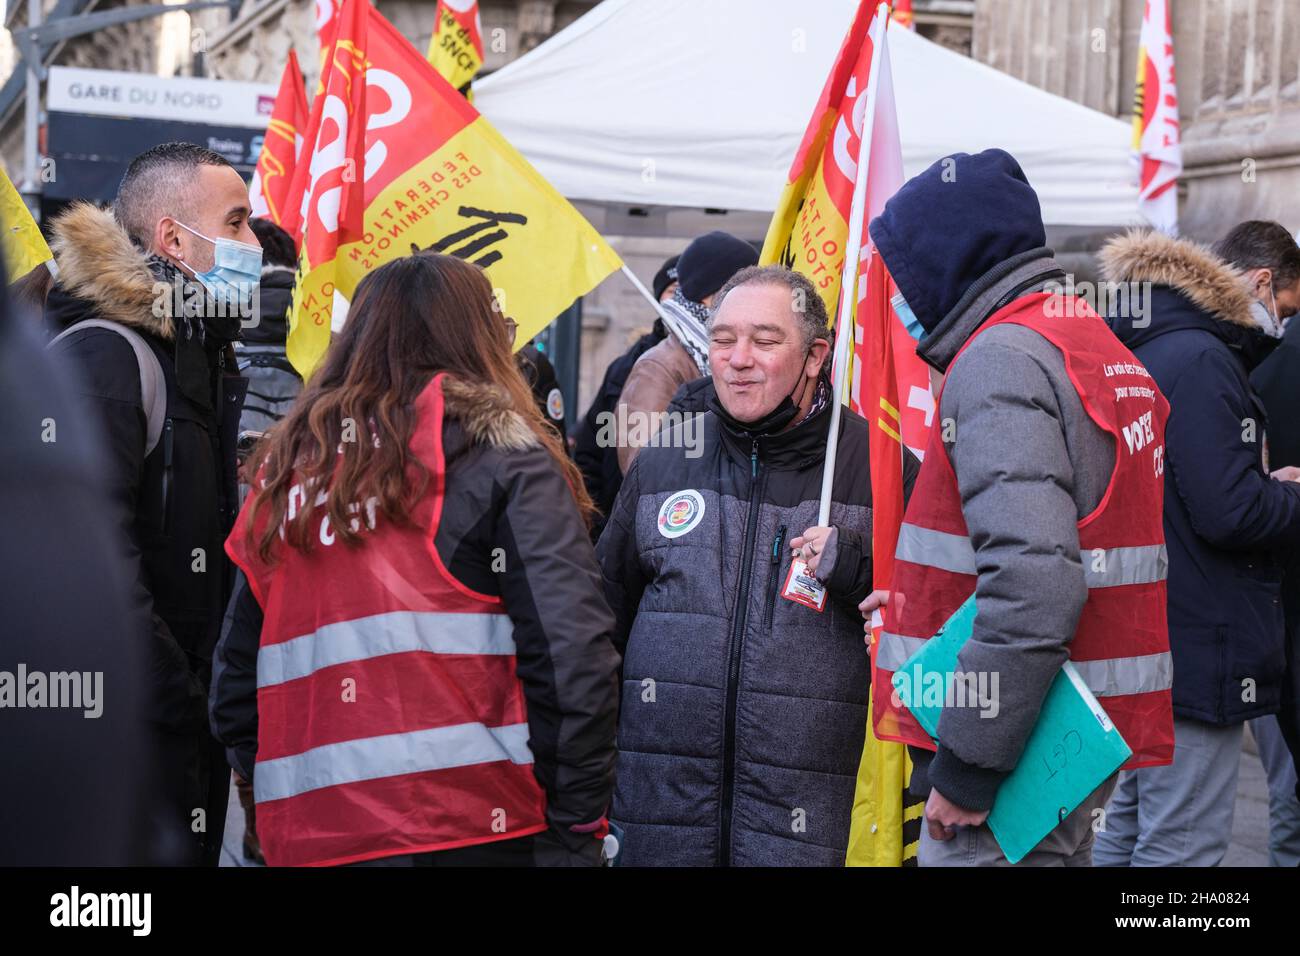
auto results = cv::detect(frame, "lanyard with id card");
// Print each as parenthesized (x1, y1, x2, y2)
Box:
(781, 556, 828, 612)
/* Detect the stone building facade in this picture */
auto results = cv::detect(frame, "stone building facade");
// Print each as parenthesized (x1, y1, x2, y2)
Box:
(973, 0, 1300, 243)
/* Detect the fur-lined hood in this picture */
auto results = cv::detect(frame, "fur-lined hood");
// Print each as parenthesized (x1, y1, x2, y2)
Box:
(47, 201, 175, 340)
(440, 376, 539, 452)
(1099, 229, 1255, 329)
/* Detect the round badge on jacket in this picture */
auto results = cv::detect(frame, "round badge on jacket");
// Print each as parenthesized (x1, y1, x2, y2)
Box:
(546, 388, 565, 421)
(658, 490, 706, 539)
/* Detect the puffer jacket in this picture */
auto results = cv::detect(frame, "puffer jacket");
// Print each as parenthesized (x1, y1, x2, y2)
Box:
(596, 386, 916, 865)
(1103, 229, 1300, 725)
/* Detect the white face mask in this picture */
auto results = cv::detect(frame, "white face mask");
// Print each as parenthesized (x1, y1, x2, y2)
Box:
(1250, 280, 1284, 339)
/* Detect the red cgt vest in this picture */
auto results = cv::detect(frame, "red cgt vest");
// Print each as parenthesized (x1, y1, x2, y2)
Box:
(873, 293, 1175, 769)
(226, 373, 547, 866)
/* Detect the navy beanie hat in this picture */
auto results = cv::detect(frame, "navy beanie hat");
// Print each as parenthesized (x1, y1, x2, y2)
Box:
(677, 231, 759, 302)
(652, 254, 680, 301)
(868, 149, 1047, 334)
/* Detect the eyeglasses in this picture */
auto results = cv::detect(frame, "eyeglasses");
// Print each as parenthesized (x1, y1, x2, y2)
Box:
(504, 317, 518, 346)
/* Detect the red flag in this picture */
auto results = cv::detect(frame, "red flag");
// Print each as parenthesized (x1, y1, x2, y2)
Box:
(278, 14, 346, 244)
(836, 12, 932, 733)
(249, 50, 309, 228)
(316, 0, 342, 50)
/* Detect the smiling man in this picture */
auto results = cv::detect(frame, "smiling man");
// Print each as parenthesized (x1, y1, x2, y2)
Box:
(596, 264, 915, 866)
(45, 142, 258, 865)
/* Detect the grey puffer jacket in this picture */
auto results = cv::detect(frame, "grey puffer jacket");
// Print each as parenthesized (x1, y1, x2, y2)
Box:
(908, 251, 1120, 812)
(596, 388, 916, 866)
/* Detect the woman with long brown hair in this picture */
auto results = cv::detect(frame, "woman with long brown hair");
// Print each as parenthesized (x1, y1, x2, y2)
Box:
(211, 253, 619, 867)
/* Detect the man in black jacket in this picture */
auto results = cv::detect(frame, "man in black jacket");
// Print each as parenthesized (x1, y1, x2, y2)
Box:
(1096, 223, 1300, 867)
(1235, 222, 1300, 866)
(45, 142, 256, 865)
(596, 264, 914, 865)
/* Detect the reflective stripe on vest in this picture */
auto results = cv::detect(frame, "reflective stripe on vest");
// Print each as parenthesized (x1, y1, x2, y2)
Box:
(878, 631, 1173, 699)
(258, 609, 517, 689)
(254, 720, 535, 804)
(896, 523, 1168, 588)
(873, 297, 1175, 770)
(227, 375, 550, 865)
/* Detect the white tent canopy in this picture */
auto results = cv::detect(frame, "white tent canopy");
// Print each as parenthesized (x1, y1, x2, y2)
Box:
(475, 0, 1143, 236)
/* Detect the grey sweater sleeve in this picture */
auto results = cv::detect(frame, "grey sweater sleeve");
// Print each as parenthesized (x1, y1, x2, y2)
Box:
(927, 338, 1089, 812)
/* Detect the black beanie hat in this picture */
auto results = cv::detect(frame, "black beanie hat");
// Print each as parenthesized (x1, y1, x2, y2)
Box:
(677, 231, 759, 302)
(652, 254, 680, 301)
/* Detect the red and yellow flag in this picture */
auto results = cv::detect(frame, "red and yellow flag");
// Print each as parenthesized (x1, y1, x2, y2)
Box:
(763, 2, 927, 867)
(760, 1, 879, 321)
(249, 49, 309, 228)
(287, 0, 620, 379)
(427, 0, 484, 94)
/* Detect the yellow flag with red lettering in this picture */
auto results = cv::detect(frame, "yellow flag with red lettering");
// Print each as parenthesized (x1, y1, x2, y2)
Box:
(427, 0, 484, 94)
(762, 1, 926, 867)
(288, 0, 621, 378)
(759, 1, 878, 320)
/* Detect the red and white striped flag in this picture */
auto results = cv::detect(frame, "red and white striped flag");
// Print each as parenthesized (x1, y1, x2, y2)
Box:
(1133, 0, 1181, 234)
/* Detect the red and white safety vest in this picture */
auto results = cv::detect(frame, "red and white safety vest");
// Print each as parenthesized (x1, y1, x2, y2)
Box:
(873, 293, 1176, 769)
(227, 373, 547, 866)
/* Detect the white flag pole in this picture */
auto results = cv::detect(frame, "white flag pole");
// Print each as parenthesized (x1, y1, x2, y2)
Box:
(817, 3, 889, 527)
(620, 262, 674, 329)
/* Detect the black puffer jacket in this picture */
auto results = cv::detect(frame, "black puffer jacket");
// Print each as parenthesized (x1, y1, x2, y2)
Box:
(596, 387, 916, 865)
(210, 377, 620, 864)
(43, 203, 247, 865)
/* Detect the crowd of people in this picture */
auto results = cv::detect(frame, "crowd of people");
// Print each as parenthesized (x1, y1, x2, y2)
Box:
(3, 141, 1300, 868)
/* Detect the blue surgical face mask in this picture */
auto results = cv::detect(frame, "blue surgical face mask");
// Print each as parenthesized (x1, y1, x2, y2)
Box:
(175, 219, 263, 316)
(891, 291, 926, 342)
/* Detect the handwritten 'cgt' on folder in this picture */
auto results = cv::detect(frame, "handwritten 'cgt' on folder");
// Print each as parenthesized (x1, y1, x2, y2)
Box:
(891, 595, 1131, 864)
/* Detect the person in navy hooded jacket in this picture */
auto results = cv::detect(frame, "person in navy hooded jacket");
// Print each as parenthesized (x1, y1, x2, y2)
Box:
(1095, 221, 1300, 867)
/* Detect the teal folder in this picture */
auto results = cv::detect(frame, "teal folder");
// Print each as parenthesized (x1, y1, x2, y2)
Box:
(892, 595, 1131, 864)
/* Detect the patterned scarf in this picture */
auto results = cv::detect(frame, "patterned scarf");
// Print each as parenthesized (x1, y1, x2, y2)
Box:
(795, 375, 831, 426)
(658, 286, 712, 376)
(147, 254, 241, 413)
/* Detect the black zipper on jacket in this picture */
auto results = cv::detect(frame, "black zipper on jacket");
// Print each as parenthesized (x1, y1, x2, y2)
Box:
(719, 439, 764, 866)
(763, 525, 787, 628)
(160, 417, 175, 536)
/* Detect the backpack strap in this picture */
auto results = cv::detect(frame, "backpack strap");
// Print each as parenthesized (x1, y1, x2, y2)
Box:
(50, 319, 167, 457)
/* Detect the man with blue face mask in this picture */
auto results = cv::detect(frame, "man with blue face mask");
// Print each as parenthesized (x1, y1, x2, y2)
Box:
(44, 142, 259, 865)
